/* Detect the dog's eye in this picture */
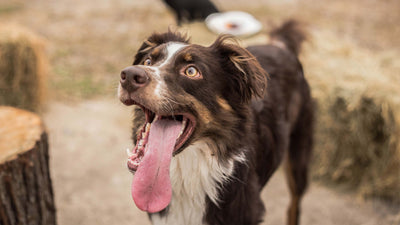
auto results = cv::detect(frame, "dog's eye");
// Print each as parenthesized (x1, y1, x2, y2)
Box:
(185, 66, 199, 77)
(143, 58, 152, 66)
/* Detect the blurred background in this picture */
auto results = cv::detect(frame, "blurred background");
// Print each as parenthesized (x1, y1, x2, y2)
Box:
(0, 0, 399, 224)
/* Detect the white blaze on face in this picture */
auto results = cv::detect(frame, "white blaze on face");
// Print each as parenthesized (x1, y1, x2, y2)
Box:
(148, 43, 188, 98)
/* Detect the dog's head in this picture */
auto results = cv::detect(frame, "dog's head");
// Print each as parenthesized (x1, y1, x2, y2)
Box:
(118, 31, 267, 213)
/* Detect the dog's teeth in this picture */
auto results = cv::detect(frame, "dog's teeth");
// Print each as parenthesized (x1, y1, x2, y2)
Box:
(145, 123, 151, 132)
(182, 119, 187, 128)
(177, 119, 187, 138)
(138, 139, 144, 147)
(126, 148, 133, 157)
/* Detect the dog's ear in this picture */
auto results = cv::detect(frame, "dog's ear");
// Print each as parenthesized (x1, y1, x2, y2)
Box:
(210, 36, 268, 103)
(133, 30, 190, 65)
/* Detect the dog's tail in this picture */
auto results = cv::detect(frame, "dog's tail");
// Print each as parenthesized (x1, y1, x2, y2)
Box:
(269, 20, 306, 56)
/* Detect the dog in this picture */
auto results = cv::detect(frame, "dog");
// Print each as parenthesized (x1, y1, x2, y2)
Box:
(162, 0, 219, 25)
(118, 20, 313, 225)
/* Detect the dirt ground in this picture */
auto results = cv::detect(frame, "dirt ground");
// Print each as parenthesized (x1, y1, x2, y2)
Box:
(44, 100, 399, 225)
(1, 0, 400, 224)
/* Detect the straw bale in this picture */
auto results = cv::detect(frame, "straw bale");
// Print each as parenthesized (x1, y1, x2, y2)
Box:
(0, 23, 47, 113)
(313, 90, 400, 202)
(303, 29, 400, 203)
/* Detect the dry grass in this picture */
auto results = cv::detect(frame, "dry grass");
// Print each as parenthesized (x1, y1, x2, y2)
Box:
(0, 23, 47, 113)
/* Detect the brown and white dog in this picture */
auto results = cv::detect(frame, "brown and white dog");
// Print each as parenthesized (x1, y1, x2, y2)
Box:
(118, 20, 313, 225)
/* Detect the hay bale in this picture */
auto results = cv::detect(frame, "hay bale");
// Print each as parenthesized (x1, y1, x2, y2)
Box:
(0, 24, 47, 113)
(299, 28, 400, 203)
(313, 89, 400, 203)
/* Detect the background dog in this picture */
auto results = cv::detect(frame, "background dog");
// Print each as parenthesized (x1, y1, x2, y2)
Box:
(161, 0, 219, 25)
(118, 20, 313, 225)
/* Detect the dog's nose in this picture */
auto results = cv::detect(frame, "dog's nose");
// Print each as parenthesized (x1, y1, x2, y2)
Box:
(120, 66, 149, 92)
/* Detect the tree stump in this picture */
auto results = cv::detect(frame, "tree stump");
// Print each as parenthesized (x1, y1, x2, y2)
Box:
(0, 106, 56, 225)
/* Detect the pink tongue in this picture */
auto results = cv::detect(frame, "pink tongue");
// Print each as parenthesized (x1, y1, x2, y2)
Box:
(131, 119, 182, 213)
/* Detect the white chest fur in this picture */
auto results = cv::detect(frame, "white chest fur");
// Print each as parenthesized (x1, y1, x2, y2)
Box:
(150, 141, 237, 225)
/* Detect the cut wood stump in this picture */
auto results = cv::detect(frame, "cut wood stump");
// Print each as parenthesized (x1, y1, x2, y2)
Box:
(0, 106, 56, 225)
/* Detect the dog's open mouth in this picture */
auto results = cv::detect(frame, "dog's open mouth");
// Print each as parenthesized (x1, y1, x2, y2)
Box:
(126, 104, 196, 213)
(127, 107, 196, 172)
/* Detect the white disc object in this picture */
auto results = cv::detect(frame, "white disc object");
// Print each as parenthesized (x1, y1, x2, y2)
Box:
(205, 11, 262, 37)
